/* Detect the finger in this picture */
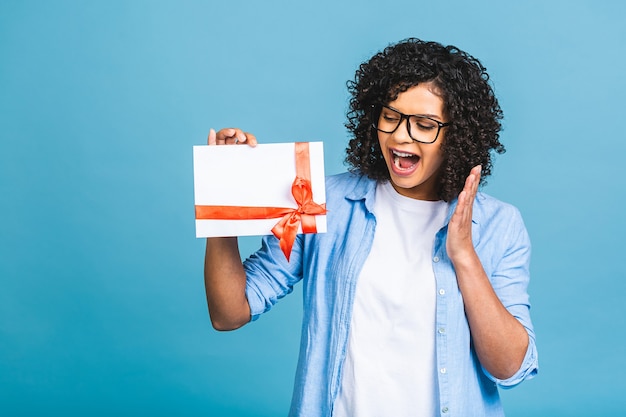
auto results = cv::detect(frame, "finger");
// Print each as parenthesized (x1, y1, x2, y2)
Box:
(468, 165, 481, 203)
(230, 131, 255, 146)
(215, 128, 236, 145)
(471, 165, 481, 190)
(220, 128, 253, 145)
(455, 172, 476, 226)
(241, 132, 258, 147)
(224, 130, 258, 146)
(212, 128, 258, 146)
(452, 190, 467, 220)
(472, 164, 482, 177)
(460, 167, 480, 224)
(462, 165, 481, 199)
(208, 128, 217, 145)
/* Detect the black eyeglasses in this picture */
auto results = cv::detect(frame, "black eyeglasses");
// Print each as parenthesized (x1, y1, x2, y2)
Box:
(373, 104, 451, 144)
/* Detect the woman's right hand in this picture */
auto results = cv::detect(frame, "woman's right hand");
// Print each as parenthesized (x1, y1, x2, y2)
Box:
(204, 127, 256, 330)
(208, 128, 257, 146)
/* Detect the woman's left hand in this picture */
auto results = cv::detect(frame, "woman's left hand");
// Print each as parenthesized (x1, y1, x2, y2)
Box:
(445, 164, 529, 380)
(446, 165, 481, 263)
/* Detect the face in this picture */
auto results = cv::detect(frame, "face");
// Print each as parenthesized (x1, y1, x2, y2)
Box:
(377, 82, 447, 201)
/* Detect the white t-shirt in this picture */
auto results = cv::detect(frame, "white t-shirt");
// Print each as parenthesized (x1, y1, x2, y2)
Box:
(334, 181, 448, 417)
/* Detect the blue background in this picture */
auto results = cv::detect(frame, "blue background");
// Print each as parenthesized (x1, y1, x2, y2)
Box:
(1, 1, 625, 416)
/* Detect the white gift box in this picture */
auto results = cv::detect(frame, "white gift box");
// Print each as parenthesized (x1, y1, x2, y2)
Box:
(193, 142, 327, 241)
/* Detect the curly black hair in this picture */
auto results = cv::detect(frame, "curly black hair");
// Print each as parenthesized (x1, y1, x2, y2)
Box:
(345, 38, 505, 202)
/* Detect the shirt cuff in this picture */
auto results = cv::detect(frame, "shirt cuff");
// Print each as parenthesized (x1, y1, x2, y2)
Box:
(484, 336, 538, 388)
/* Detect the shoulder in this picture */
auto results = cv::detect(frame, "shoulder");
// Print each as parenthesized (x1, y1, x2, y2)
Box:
(472, 192, 529, 244)
(325, 172, 376, 201)
(473, 192, 524, 223)
(326, 171, 369, 188)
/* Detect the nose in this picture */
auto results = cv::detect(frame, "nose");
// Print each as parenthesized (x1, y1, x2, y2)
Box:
(390, 115, 413, 143)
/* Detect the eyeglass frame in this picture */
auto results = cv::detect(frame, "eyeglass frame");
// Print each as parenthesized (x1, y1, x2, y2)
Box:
(372, 104, 451, 144)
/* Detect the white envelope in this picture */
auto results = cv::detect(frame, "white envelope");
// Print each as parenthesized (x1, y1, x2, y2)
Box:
(193, 142, 327, 238)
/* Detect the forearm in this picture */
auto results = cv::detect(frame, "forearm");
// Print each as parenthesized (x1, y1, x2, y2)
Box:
(453, 251, 529, 380)
(204, 237, 251, 331)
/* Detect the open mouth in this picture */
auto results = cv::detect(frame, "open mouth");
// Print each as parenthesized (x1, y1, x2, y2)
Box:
(391, 149, 420, 171)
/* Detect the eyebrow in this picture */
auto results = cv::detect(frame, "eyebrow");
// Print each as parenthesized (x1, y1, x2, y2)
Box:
(385, 105, 444, 121)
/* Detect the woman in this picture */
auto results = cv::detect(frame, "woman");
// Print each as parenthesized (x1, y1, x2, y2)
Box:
(204, 38, 538, 417)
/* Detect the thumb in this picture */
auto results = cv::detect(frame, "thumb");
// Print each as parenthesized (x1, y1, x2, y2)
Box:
(207, 128, 216, 145)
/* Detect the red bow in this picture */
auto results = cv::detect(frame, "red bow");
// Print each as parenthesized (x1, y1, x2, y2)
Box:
(195, 142, 327, 261)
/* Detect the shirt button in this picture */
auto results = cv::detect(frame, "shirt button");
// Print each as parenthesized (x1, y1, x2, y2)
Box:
(438, 328, 446, 334)
(440, 368, 447, 374)
(442, 407, 449, 413)
(439, 289, 445, 295)
(433, 256, 440, 262)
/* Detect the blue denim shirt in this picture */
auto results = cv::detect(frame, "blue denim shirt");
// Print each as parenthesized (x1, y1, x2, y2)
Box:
(243, 172, 538, 417)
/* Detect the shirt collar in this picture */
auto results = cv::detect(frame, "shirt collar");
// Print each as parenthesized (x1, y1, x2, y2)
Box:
(344, 174, 482, 227)
(345, 175, 378, 214)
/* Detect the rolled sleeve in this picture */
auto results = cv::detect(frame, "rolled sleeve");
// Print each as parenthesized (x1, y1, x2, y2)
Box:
(484, 334, 538, 388)
(482, 204, 539, 387)
(243, 234, 304, 321)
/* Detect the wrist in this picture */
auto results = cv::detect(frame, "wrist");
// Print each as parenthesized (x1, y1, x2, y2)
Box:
(448, 247, 480, 271)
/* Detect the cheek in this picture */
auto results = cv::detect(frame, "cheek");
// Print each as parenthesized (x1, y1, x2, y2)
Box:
(425, 142, 445, 164)
(426, 148, 446, 176)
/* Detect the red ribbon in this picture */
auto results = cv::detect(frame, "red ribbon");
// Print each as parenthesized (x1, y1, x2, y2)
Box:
(195, 142, 327, 261)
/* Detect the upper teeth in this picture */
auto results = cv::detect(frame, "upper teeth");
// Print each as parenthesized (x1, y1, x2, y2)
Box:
(392, 150, 414, 157)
